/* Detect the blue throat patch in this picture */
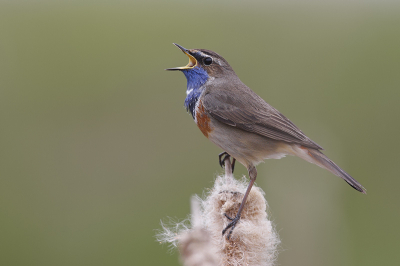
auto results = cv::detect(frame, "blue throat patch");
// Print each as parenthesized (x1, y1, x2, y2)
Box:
(183, 67, 209, 118)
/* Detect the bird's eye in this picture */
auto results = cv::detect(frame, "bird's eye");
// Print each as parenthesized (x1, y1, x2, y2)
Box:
(204, 57, 213, 65)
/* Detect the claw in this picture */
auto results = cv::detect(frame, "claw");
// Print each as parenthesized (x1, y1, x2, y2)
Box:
(218, 152, 236, 173)
(218, 152, 230, 168)
(224, 213, 234, 221)
(222, 214, 241, 240)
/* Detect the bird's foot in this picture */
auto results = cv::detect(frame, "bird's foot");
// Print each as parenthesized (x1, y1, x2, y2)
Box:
(222, 213, 241, 240)
(218, 152, 236, 173)
(218, 152, 230, 167)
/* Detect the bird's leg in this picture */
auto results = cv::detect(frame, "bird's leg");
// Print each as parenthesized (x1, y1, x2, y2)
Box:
(231, 158, 236, 173)
(218, 152, 229, 168)
(222, 165, 257, 240)
(218, 152, 236, 173)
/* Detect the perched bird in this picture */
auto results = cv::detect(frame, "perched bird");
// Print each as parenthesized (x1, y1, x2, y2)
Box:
(167, 43, 366, 239)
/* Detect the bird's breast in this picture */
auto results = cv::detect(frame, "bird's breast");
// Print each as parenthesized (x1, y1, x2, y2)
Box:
(195, 99, 213, 138)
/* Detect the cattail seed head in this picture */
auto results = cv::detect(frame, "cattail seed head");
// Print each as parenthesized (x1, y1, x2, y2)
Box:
(158, 164, 280, 266)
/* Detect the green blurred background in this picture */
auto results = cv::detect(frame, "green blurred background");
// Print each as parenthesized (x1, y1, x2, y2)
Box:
(1, 1, 399, 265)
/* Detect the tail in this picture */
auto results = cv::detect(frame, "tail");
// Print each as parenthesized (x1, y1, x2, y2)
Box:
(293, 146, 366, 194)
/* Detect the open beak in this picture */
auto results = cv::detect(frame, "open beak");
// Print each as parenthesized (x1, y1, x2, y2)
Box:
(166, 43, 198, 71)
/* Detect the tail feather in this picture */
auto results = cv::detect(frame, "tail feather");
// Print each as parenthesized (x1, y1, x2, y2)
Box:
(294, 146, 366, 193)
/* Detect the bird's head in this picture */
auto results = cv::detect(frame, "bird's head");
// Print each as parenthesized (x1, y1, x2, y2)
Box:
(166, 43, 235, 87)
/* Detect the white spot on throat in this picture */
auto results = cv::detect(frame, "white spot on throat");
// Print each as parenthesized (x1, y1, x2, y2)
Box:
(194, 98, 201, 124)
(186, 88, 193, 95)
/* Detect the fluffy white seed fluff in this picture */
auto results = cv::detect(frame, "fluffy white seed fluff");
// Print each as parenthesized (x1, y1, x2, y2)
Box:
(157, 160, 280, 266)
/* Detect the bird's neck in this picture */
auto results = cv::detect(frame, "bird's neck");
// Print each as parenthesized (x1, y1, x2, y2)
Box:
(183, 67, 209, 118)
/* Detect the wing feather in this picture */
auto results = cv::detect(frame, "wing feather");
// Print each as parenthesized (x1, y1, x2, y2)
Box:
(202, 88, 323, 150)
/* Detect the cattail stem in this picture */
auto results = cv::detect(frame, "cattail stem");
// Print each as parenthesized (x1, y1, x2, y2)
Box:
(224, 156, 233, 177)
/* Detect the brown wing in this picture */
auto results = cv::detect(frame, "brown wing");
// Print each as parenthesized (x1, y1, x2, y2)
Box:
(202, 86, 323, 150)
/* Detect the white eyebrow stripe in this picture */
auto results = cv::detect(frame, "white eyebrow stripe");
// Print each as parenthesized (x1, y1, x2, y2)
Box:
(197, 51, 210, 58)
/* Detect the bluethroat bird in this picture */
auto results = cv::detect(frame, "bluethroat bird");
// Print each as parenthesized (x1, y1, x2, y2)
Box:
(167, 43, 366, 239)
